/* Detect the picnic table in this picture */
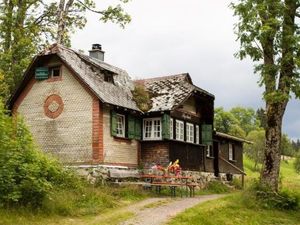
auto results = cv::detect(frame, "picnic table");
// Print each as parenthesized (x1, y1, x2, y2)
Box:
(140, 174, 197, 197)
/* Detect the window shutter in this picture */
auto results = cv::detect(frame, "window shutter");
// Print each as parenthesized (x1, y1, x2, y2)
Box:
(162, 113, 170, 139)
(111, 110, 117, 136)
(201, 124, 213, 145)
(128, 114, 135, 139)
(134, 118, 141, 140)
(35, 67, 49, 80)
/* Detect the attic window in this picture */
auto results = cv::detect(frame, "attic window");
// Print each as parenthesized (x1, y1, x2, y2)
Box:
(104, 73, 113, 83)
(50, 67, 61, 77)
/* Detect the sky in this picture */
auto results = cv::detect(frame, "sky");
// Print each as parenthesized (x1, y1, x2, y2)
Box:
(71, 0, 300, 140)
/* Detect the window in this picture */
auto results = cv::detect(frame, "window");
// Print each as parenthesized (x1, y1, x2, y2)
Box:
(229, 143, 235, 161)
(206, 145, 213, 157)
(170, 118, 174, 139)
(176, 120, 184, 141)
(116, 114, 125, 137)
(50, 67, 61, 77)
(186, 123, 194, 143)
(195, 125, 199, 144)
(104, 73, 114, 83)
(143, 118, 161, 140)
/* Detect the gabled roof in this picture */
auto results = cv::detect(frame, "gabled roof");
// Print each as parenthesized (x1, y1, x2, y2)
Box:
(135, 73, 214, 112)
(9, 44, 141, 112)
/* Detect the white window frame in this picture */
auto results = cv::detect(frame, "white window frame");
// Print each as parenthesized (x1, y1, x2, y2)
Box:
(229, 143, 234, 161)
(143, 118, 162, 140)
(170, 118, 174, 139)
(176, 120, 184, 141)
(116, 114, 125, 138)
(195, 125, 199, 144)
(186, 122, 194, 143)
(206, 145, 213, 157)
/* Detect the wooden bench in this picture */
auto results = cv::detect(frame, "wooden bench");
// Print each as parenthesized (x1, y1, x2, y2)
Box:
(140, 175, 197, 197)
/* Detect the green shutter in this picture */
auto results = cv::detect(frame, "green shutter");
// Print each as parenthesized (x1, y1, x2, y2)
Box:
(134, 118, 142, 140)
(162, 113, 170, 139)
(35, 67, 49, 80)
(111, 110, 117, 136)
(202, 124, 213, 145)
(128, 114, 135, 139)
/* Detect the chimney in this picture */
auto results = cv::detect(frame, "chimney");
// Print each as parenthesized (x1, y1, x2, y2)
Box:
(89, 44, 105, 61)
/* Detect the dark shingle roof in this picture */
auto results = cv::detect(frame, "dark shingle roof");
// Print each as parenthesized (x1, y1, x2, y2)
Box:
(135, 73, 214, 112)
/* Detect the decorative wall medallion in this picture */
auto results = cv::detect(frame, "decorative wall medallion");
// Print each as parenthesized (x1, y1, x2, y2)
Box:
(44, 94, 64, 119)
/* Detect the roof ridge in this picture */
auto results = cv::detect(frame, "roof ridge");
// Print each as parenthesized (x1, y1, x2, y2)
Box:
(134, 73, 190, 83)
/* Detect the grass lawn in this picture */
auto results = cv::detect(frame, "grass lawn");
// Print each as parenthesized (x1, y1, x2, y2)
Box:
(166, 193, 300, 225)
(167, 157, 300, 225)
(0, 185, 149, 225)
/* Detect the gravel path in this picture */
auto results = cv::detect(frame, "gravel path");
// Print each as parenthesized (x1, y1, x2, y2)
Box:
(120, 194, 226, 225)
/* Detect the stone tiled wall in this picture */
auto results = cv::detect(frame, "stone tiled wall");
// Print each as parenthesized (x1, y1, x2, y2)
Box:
(103, 106, 138, 166)
(16, 59, 94, 163)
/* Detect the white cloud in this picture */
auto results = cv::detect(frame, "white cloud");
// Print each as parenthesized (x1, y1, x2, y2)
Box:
(71, 0, 300, 139)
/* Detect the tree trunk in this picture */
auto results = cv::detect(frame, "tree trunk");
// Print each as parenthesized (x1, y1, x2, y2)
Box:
(56, 0, 65, 44)
(56, 0, 74, 45)
(261, 101, 287, 191)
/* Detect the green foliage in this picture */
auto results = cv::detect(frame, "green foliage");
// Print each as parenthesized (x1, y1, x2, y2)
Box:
(250, 181, 299, 210)
(132, 84, 152, 112)
(294, 154, 300, 174)
(230, 106, 259, 134)
(281, 134, 295, 157)
(0, 101, 77, 208)
(167, 193, 300, 225)
(214, 106, 260, 138)
(0, 0, 132, 98)
(245, 129, 265, 170)
(204, 181, 231, 194)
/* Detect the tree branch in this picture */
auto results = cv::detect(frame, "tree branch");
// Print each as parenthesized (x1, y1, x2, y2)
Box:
(74, 0, 104, 15)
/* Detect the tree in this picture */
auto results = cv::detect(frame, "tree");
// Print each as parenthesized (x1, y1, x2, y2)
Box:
(256, 107, 267, 129)
(281, 134, 295, 158)
(55, 0, 131, 45)
(214, 107, 245, 137)
(245, 129, 265, 170)
(230, 106, 259, 134)
(232, 0, 300, 191)
(0, 0, 131, 99)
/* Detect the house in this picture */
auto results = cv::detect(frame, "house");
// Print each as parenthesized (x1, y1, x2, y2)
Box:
(8, 43, 247, 179)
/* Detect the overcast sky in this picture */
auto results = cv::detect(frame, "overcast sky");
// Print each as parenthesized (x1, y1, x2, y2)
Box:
(71, 0, 300, 140)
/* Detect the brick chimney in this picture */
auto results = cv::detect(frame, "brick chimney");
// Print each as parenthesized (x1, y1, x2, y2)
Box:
(89, 44, 105, 61)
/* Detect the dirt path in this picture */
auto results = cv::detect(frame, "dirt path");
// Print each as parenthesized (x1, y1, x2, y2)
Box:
(120, 194, 226, 225)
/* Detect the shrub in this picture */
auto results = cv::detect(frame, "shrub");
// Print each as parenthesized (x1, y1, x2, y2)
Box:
(250, 180, 299, 210)
(0, 102, 78, 208)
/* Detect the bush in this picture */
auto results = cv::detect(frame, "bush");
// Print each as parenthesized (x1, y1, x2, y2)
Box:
(250, 180, 299, 210)
(294, 154, 300, 174)
(0, 102, 78, 208)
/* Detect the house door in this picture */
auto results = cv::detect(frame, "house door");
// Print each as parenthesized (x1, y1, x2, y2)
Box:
(213, 141, 219, 177)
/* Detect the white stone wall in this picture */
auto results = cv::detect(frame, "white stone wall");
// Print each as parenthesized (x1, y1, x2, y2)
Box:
(17, 61, 93, 163)
(103, 106, 138, 165)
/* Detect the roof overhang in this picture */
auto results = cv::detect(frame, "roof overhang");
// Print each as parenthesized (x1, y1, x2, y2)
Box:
(215, 131, 253, 144)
